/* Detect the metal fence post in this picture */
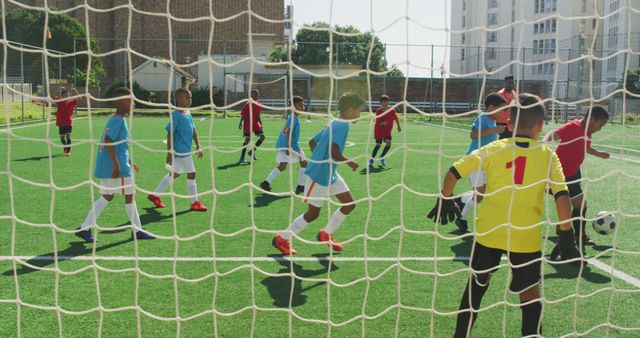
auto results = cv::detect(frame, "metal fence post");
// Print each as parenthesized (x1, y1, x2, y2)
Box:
(21, 49, 24, 123)
(73, 38, 76, 87)
(429, 44, 434, 120)
(223, 39, 227, 118)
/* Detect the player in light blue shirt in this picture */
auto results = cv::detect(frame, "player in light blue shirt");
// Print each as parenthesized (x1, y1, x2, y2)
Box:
(76, 87, 154, 242)
(148, 88, 207, 211)
(260, 96, 308, 194)
(455, 93, 508, 234)
(273, 92, 363, 255)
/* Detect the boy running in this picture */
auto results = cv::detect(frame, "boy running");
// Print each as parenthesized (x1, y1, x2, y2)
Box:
(147, 88, 207, 211)
(55, 87, 79, 156)
(427, 93, 581, 337)
(369, 95, 401, 167)
(239, 89, 265, 163)
(260, 96, 308, 195)
(543, 106, 610, 246)
(75, 87, 155, 242)
(455, 93, 508, 234)
(273, 92, 363, 255)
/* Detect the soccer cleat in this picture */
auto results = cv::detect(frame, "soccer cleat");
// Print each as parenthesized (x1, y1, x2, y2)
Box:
(190, 200, 208, 212)
(317, 230, 344, 251)
(380, 159, 386, 167)
(273, 235, 297, 255)
(295, 185, 305, 195)
(455, 218, 469, 234)
(260, 181, 272, 192)
(368, 159, 374, 166)
(64, 148, 71, 156)
(239, 157, 248, 165)
(75, 228, 96, 243)
(132, 230, 156, 240)
(147, 194, 166, 208)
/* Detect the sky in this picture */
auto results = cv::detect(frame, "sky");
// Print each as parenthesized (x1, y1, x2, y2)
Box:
(288, 0, 451, 77)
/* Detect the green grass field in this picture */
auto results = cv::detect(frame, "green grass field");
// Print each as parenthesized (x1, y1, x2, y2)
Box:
(0, 114, 639, 337)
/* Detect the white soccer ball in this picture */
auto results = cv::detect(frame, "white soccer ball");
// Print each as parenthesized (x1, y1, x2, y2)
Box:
(592, 211, 617, 235)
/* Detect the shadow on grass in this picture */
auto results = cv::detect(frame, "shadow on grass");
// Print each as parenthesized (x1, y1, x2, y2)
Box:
(216, 162, 246, 170)
(13, 154, 63, 162)
(359, 165, 389, 175)
(544, 261, 611, 284)
(260, 253, 339, 308)
(252, 193, 290, 208)
(2, 238, 131, 276)
(109, 208, 191, 233)
(449, 233, 474, 266)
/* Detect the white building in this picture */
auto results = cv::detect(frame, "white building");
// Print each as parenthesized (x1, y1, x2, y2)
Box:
(450, 0, 605, 100)
(130, 58, 195, 93)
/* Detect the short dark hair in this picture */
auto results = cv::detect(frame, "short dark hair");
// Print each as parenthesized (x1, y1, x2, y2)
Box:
(338, 92, 364, 114)
(484, 93, 507, 110)
(112, 87, 131, 98)
(510, 93, 545, 130)
(292, 95, 304, 105)
(587, 106, 609, 121)
(250, 89, 259, 96)
(175, 88, 190, 99)
(59, 87, 68, 95)
(505, 74, 514, 81)
(380, 94, 390, 102)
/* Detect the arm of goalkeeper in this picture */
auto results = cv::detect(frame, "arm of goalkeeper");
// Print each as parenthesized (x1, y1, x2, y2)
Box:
(426, 170, 462, 225)
(549, 193, 584, 267)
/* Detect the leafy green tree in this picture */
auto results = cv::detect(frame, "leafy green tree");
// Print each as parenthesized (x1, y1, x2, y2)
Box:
(623, 69, 640, 95)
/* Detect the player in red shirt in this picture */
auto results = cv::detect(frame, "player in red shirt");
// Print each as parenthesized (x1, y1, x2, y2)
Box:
(55, 87, 79, 156)
(543, 106, 610, 247)
(369, 95, 401, 168)
(238, 89, 265, 164)
(497, 74, 516, 139)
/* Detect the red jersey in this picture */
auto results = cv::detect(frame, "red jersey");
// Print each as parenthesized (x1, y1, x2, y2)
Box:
(555, 119, 591, 177)
(241, 102, 263, 133)
(374, 107, 398, 139)
(55, 99, 78, 126)
(497, 88, 516, 126)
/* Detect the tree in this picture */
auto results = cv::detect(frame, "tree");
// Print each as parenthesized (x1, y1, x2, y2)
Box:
(3, 8, 105, 86)
(623, 69, 640, 95)
(386, 66, 404, 77)
(285, 22, 389, 72)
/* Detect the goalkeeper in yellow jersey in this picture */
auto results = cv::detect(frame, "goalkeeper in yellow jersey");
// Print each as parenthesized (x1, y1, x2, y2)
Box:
(427, 93, 582, 337)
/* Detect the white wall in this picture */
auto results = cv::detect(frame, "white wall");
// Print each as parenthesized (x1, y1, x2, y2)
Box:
(131, 60, 183, 92)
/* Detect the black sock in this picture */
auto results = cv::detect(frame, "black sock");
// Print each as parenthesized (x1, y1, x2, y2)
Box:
(454, 278, 489, 338)
(521, 300, 542, 337)
(241, 141, 249, 159)
(571, 208, 581, 235)
(255, 138, 264, 148)
(371, 144, 381, 158)
(66, 135, 71, 151)
(60, 136, 67, 145)
(380, 144, 391, 158)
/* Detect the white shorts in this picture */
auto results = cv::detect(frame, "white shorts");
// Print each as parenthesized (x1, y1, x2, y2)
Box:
(275, 149, 306, 164)
(99, 177, 135, 195)
(303, 174, 350, 207)
(165, 156, 196, 174)
(468, 170, 486, 188)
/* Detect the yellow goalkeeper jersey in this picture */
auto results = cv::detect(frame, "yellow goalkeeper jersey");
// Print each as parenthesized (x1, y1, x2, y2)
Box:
(452, 136, 568, 253)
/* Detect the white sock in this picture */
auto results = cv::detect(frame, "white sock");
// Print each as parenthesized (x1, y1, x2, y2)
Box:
(154, 174, 171, 194)
(265, 168, 281, 184)
(460, 199, 476, 220)
(186, 179, 198, 203)
(297, 168, 306, 186)
(280, 215, 309, 240)
(125, 202, 143, 230)
(80, 197, 109, 230)
(323, 209, 348, 234)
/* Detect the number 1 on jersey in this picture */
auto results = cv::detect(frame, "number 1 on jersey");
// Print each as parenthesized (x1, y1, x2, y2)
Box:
(506, 156, 527, 185)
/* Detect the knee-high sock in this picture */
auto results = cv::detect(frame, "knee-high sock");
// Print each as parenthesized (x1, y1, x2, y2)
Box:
(255, 137, 265, 148)
(572, 206, 587, 237)
(521, 300, 543, 337)
(371, 144, 381, 158)
(80, 197, 109, 230)
(281, 214, 309, 240)
(379, 144, 391, 158)
(265, 168, 281, 184)
(125, 202, 143, 230)
(65, 134, 71, 146)
(460, 199, 476, 220)
(60, 136, 68, 145)
(323, 209, 348, 234)
(240, 140, 249, 159)
(454, 278, 489, 338)
(186, 179, 198, 203)
(297, 168, 306, 186)
(154, 173, 172, 194)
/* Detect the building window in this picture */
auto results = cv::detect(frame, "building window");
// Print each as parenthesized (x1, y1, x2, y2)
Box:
(485, 47, 497, 59)
(462, 16, 466, 28)
(609, 26, 619, 49)
(487, 31, 498, 43)
(488, 13, 498, 26)
(462, 0, 467, 11)
(535, 0, 540, 14)
(552, 19, 557, 32)
(461, 48, 465, 60)
(488, 0, 498, 9)
(534, 23, 539, 34)
(582, 0, 587, 13)
(462, 33, 466, 44)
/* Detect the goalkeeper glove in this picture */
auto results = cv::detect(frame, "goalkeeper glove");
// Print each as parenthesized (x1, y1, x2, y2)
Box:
(550, 228, 584, 267)
(427, 194, 461, 225)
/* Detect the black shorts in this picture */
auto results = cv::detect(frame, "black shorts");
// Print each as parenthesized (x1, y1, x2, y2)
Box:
(497, 123, 513, 139)
(470, 242, 541, 293)
(565, 170, 583, 199)
(58, 126, 72, 135)
(243, 130, 264, 138)
(375, 136, 392, 144)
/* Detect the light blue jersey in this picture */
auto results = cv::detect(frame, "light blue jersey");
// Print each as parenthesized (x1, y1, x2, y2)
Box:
(94, 114, 131, 178)
(466, 114, 498, 155)
(166, 110, 195, 157)
(305, 119, 350, 186)
(275, 114, 301, 152)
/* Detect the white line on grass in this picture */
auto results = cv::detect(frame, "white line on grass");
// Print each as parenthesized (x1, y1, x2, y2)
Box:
(0, 255, 639, 287)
